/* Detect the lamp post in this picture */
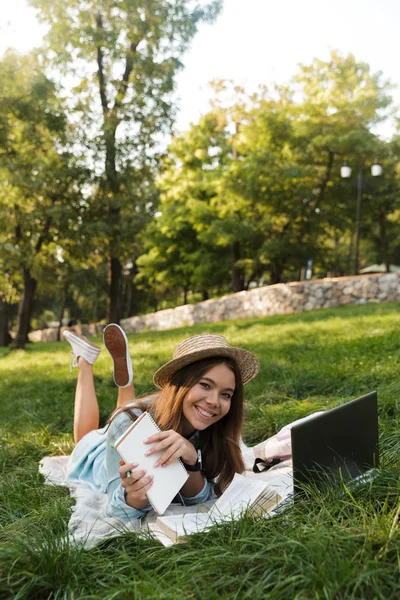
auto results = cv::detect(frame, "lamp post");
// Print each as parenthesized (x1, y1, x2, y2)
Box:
(340, 160, 383, 275)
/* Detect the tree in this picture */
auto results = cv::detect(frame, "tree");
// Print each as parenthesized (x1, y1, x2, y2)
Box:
(0, 248, 19, 346)
(137, 52, 397, 298)
(231, 52, 394, 282)
(138, 87, 271, 300)
(0, 51, 87, 348)
(29, 0, 222, 322)
(137, 107, 238, 302)
(359, 139, 400, 270)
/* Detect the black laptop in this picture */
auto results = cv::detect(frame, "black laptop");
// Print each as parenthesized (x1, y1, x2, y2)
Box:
(291, 391, 379, 494)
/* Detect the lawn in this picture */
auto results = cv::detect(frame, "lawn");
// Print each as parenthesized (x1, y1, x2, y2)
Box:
(0, 302, 399, 599)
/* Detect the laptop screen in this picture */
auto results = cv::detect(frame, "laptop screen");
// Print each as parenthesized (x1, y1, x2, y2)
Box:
(291, 391, 379, 492)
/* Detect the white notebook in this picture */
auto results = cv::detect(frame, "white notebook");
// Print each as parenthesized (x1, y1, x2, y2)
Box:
(114, 411, 189, 515)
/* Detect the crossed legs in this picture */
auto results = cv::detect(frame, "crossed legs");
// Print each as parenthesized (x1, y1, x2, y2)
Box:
(64, 326, 136, 445)
(72, 359, 136, 444)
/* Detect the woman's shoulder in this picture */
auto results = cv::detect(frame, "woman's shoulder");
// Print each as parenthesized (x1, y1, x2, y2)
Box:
(113, 404, 143, 421)
(107, 405, 142, 441)
(107, 399, 155, 440)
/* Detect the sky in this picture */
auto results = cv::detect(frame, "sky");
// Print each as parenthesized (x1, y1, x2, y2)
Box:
(1, 0, 400, 137)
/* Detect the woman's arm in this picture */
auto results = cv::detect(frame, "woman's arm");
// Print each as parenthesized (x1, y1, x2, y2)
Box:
(180, 470, 206, 498)
(180, 475, 212, 504)
(106, 413, 212, 514)
(105, 411, 153, 519)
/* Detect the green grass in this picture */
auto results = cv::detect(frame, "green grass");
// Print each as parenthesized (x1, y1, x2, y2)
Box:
(1, 302, 400, 599)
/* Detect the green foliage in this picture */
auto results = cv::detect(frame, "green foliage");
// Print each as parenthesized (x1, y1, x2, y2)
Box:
(137, 109, 233, 300)
(0, 51, 68, 284)
(0, 303, 400, 597)
(33, 309, 58, 331)
(137, 52, 400, 300)
(0, 51, 89, 343)
(28, 0, 223, 321)
(2, 39, 400, 324)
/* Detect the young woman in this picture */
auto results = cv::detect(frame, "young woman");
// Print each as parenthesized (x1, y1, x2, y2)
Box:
(63, 325, 260, 520)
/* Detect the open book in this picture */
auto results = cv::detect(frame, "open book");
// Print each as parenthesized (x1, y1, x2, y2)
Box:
(114, 412, 189, 515)
(148, 472, 289, 546)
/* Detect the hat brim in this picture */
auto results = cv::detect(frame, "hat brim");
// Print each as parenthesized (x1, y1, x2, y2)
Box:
(153, 346, 260, 389)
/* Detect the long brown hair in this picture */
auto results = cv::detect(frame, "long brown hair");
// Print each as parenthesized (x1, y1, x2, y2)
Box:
(111, 356, 245, 495)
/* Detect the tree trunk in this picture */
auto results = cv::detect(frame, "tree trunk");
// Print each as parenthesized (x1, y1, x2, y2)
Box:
(125, 279, 133, 318)
(270, 260, 284, 284)
(57, 281, 69, 342)
(14, 266, 37, 349)
(346, 231, 354, 275)
(93, 275, 99, 324)
(297, 150, 334, 245)
(120, 279, 127, 318)
(0, 300, 11, 347)
(104, 121, 121, 324)
(244, 270, 258, 291)
(96, 12, 134, 327)
(231, 242, 244, 292)
(126, 260, 138, 317)
(377, 209, 390, 272)
(201, 290, 209, 301)
(107, 256, 122, 323)
(333, 232, 340, 277)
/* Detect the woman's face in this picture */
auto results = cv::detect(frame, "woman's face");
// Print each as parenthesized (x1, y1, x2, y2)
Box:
(181, 363, 235, 436)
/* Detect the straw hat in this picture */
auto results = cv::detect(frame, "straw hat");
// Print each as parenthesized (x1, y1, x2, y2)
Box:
(153, 333, 260, 389)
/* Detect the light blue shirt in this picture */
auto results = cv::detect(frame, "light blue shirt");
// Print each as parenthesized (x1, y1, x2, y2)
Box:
(67, 408, 212, 520)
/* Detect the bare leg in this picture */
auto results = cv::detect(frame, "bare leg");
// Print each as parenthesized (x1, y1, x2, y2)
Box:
(116, 382, 136, 409)
(73, 358, 100, 445)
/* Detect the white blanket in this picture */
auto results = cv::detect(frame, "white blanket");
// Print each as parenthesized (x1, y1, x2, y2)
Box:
(39, 455, 220, 548)
(39, 434, 297, 549)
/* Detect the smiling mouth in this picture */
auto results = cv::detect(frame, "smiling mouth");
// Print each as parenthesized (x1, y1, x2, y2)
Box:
(195, 405, 216, 420)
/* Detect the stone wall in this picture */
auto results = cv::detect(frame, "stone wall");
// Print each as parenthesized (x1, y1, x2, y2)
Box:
(28, 272, 400, 342)
(28, 322, 100, 343)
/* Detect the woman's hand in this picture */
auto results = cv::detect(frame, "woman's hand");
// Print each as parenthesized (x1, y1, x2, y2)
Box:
(144, 430, 198, 468)
(119, 460, 154, 511)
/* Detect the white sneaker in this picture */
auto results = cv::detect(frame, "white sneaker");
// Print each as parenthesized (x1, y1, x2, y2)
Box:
(63, 330, 101, 370)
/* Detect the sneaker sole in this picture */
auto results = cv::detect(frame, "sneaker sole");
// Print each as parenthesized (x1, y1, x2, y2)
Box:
(63, 331, 101, 355)
(103, 324, 133, 388)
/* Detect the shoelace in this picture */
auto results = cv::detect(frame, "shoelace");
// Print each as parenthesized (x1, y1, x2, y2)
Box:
(69, 351, 78, 372)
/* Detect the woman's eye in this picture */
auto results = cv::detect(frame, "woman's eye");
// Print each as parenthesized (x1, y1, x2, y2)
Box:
(200, 382, 210, 389)
(222, 393, 232, 400)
